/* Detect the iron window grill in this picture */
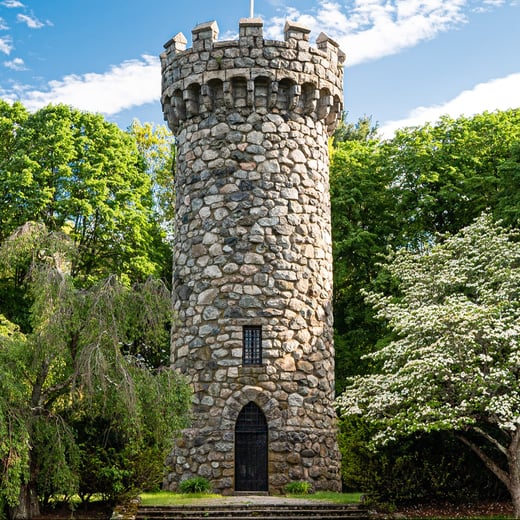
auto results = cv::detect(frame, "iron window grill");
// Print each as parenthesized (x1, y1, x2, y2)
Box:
(243, 326, 262, 365)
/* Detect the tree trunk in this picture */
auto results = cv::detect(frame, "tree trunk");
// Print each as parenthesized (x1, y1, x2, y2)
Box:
(511, 485, 520, 520)
(8, 483, 40, 520)
(459, 429, 520, 518)
(508, 429, 520, 520)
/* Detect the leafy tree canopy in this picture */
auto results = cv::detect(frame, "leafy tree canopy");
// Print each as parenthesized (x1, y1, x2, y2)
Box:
(128, 119, 176, 239)
(331, 109, 520, 391)
(337, 214, 520, 516)
(0, 103, 169, 285)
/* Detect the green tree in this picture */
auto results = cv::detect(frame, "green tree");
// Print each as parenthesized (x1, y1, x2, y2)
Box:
(0, 100, 28, 236)
(330, 136, 398, 391)
(128, 120, 176, 239)
(0, 225, 190, 519)
(337, 214, 520, 517)
(496, 141, 520, 227)
(339, 416, 505, 505)
(0, 104, 168, 284)
(331, 110, 520, 390)
(385, 109, 520, 247)
(333, 114, 379, 144)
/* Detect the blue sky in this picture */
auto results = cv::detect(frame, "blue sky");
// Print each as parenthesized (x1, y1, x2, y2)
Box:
(0, 0, 519, 137)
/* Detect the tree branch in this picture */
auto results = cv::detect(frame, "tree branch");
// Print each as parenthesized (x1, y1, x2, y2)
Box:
(457, 433, 511, 490)
(470, 425, 508, 456)
(42, 375, 75, 410)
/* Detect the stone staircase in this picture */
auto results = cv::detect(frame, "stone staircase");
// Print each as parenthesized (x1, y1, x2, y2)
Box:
(135, 503, 370, 520)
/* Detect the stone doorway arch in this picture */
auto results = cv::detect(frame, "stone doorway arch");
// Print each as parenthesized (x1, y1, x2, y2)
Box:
(234, 402, 268, 492)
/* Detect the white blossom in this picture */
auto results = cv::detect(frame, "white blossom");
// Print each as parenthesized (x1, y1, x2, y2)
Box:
(337, 214, 520, 452)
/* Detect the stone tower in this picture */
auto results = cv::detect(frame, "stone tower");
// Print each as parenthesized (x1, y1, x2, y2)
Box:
(161, 17, 345, 495)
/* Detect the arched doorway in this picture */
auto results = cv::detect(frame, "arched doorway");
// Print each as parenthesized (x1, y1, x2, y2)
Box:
(235, 402, 268, 492)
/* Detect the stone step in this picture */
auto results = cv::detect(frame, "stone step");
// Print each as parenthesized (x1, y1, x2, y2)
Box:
(135, 504, 370, 520)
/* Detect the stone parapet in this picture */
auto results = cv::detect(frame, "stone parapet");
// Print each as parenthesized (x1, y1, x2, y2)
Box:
(161, 18, 344, 135)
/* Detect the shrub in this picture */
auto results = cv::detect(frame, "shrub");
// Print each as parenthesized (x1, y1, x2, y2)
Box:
(178, 476, 211, 494)
(285, 481, 312, 495)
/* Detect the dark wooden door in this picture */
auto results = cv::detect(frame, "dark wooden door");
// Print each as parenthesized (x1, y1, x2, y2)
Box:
(235, 402, 268, 492)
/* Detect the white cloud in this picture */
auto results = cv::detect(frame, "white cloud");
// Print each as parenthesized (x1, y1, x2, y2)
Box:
(2, 0, 24, 7)
(15, 55, 160, 115)
(2, 0, 516, 128)
(265, 0, 474, 66)
(0, 18, 9, 30)
(379, 72, 520, 137)
(0, 35, 13, 54)
(17, 13, 44, 29)
(4, 56, 25, 70)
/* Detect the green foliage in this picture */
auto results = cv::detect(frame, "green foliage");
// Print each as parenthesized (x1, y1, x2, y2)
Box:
(0, 317, 30, 508)
(0, 104, 169, 291)
(330, 126, 398, 392)
(337, 214, 520, 511)
(178, 477, 212, 494)
(496, 141, 520, 227)
(0, 225, 191, 516)
(331, 109, 520, 507)
(284, 481, 312, 495)
(333, 114, 379, 143)
(385, 109, 520, 245)
(339, 417, 507, 505)
(128, 120, 176, 235)
(32, 417, 80, 503)
(331, 110, 520, 390)
(0, 103, 181, 518)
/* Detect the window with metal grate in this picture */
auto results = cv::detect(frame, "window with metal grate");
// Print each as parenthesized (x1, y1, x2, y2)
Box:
(242, 325, 262, 365)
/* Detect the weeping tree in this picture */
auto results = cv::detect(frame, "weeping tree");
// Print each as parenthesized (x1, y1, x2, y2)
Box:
(337, 214, 520, 516)
(0, 224, 190, 519)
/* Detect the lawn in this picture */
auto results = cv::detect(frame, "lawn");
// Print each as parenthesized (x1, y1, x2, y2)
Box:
(139, 491, 362, 506)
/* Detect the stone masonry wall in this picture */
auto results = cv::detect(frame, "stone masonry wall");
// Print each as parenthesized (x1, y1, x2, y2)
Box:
(161, 18, 345, 495)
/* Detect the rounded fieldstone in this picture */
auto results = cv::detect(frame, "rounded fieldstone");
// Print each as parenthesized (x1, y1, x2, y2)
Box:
(163, 19, 342, 496)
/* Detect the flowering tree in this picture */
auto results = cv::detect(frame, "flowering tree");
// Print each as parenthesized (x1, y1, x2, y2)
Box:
(336, 214, 520, 516)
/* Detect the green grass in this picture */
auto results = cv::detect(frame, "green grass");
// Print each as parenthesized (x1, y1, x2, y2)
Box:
(286, 491, 362, 503)
(140, 491, 362, 506)
(140, 491, 222, 506)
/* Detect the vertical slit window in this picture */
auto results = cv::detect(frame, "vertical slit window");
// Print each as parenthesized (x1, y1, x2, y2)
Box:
(243, 326, 262, 365)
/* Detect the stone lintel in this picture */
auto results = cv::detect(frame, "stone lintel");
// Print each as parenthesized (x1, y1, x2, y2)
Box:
(192, 20, 219, 41)
(164, 32, 188, 52)
(316, 32, 339, 52)
(284, 21, 311, 42)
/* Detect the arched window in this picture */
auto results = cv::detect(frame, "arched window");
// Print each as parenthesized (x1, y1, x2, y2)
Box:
(232, 77, 248, 108)
(173, 89, 185, 121)
(185, 83, 201, 117)
(317, 87, 332, 120)
(300, 82, 317, 115)
(326, 94, 342, 126)
(276, 78, 295, 111)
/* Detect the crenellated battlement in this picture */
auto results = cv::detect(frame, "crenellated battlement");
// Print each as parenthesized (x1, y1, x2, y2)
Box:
(160, 18, 345, 135)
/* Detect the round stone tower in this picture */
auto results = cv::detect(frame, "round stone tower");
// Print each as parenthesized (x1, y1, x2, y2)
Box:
(161, 17, 345, 495)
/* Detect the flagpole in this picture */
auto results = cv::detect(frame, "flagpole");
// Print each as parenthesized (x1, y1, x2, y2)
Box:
(250, 0, 254, 17)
